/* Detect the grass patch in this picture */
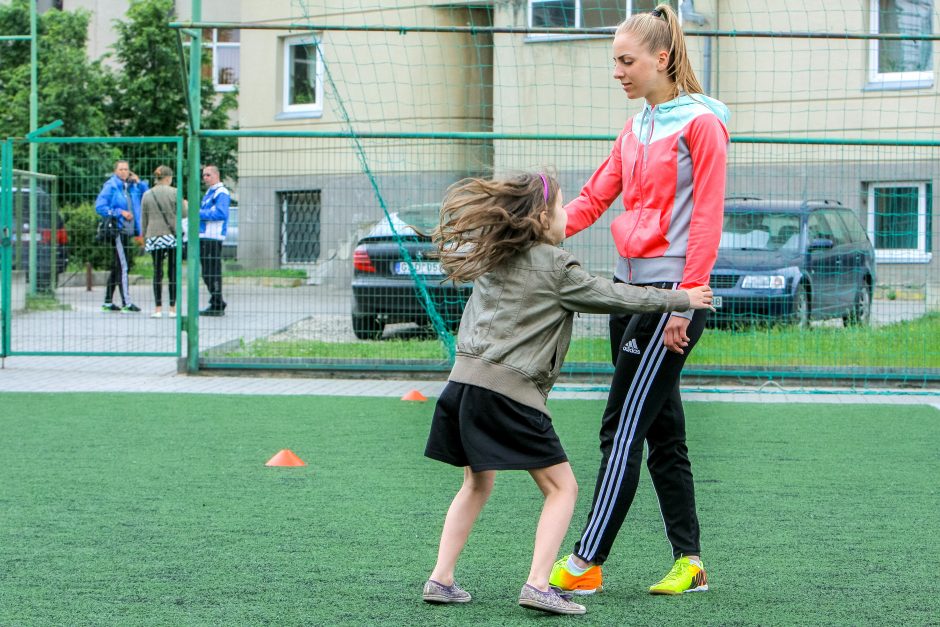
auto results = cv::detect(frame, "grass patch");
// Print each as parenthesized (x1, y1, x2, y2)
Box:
(225, 337, 446, 360)
(128, 255, 307, 281)
(0, 393, 936, 625)
(565, 315, 940, 368)
(225, 266, 307, 280)
(695, 312, 940, 368)
(24, 292, 70, 312)
(226, 314, 940, 371)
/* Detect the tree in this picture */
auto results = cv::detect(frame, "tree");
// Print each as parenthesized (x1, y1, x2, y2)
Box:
(107, 0, 238, 179)
(0, 0, 117, 201)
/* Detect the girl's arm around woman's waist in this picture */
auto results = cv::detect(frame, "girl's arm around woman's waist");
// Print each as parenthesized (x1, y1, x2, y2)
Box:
(556, 252, 689, 314)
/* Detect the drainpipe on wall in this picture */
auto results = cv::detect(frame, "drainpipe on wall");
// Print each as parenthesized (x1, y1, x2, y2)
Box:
(680, 0, 712, 95)
(703, 35, 712, 95)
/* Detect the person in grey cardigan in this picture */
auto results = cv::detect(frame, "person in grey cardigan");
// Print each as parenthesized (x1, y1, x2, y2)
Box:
(141, 165, 186, 318)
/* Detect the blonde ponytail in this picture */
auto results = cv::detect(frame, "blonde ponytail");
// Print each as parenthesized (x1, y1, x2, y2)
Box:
(616, 4, 703, 96)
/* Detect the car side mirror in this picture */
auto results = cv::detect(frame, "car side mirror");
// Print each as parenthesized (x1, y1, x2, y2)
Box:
(809, 238, 834, 250)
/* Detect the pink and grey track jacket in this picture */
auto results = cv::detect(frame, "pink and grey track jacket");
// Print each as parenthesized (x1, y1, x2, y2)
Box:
(565, 94, 730, 292)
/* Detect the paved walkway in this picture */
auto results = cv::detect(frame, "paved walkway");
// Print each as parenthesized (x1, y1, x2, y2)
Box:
(1, 355, 938, 411)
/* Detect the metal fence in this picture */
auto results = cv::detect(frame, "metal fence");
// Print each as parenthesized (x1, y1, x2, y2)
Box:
(1, 137, 184, 357)
(3, 132, 937, 385)
(2, 5, 939, 386)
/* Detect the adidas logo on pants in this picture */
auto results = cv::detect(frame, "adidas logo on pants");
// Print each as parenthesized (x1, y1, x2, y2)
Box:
(622, 338, 641, 354)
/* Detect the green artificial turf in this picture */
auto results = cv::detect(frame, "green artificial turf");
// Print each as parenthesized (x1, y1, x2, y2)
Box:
(0, 394, 937, 625)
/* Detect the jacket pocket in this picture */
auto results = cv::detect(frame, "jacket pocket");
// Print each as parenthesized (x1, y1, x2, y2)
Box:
(611, 208, 670, 258)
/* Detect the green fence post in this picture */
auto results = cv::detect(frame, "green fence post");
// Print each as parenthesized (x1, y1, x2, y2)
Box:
(185, 0, 202, 373)
(175, 138, 184, 360)
(1, 139, 13, 356)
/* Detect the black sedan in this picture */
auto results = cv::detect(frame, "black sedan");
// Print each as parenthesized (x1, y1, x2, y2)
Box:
(709, 199, 875, 327)
(351, 204, 472, 339)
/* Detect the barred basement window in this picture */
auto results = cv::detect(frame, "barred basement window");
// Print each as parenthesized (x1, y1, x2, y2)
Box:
(279, 190, 322, 264)
(866, 181, 933, 263)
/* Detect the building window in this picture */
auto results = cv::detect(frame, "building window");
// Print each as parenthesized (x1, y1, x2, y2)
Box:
(528, 0, 677, 31)
(202, 29, 240, 92)
(281, 35, 324, 117)
(279, 190, 321, 263)
(868, 0, 933, 89)
(866, 181, 933, 262)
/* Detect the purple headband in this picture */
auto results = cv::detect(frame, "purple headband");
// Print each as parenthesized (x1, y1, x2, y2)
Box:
(538, 173, 549, 202)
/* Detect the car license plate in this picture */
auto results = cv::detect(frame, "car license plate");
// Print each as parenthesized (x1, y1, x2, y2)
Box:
(394, 261, 443, 275)
(712, 296, 722, 309)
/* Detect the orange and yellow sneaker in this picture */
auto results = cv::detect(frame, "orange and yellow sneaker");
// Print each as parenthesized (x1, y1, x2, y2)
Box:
(648, 557, 708, 595)
(548, 555, 603, 595)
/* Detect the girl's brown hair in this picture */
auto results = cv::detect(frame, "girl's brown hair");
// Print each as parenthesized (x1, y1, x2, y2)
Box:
(616, 4, 702, 97)
(435, 172, 560, 283)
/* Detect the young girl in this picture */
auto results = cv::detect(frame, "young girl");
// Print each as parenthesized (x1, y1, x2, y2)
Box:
(550, 5, 730, 597)
(422, 171, 714, 615)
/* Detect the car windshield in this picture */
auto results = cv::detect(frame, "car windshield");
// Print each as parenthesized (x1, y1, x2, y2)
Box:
(369, 203, 440, 238)
(719, 211, 803, 252)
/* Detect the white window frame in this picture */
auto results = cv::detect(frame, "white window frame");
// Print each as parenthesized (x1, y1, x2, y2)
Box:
(526, 1, 678, 41)
(281, 35, 325, 118)
(528, 0, 583, 31)
(866, 181, 932, 263)
(204, 29, 239, 92)
(868, 0, 934, 89)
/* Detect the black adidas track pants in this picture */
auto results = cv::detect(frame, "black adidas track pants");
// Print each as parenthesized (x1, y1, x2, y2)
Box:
(574, 291, 707, 565)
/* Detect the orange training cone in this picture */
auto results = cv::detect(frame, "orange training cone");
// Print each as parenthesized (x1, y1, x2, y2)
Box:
(401, 389, 428, 402)
(265, 449, 306, 467)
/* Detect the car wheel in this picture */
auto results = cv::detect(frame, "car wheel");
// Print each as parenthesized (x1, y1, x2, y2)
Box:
(790, 284, 810, 328)
(352, 313, 383, 340)
(843, 283, 872, 327)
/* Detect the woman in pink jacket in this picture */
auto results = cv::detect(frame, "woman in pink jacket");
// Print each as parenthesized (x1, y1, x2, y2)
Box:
(549, 4, 730, 597)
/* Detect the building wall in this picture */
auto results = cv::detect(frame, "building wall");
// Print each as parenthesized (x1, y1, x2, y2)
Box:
(238, 1, 491, 134)
(713, 0, 939, 141)
(57, 0, 239, 65)
(235, 0, 494, 269)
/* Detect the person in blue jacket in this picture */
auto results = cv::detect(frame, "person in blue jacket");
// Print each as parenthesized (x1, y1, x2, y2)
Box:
(198, 164, 230, 316)
(95, 160, 148, 312)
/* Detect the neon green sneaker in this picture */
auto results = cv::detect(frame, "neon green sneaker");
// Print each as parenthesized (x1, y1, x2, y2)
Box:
(648, 557, 708, 595)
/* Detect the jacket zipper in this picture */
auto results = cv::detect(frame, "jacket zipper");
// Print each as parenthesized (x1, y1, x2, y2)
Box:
(625, 104, 656, 282)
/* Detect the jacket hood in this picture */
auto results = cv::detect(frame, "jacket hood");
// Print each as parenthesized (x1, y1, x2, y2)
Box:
(649, 93, 731, 124)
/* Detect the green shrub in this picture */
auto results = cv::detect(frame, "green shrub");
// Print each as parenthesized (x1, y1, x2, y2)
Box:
(61, 203, 143, 271)
(60, 203, 111, 270)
